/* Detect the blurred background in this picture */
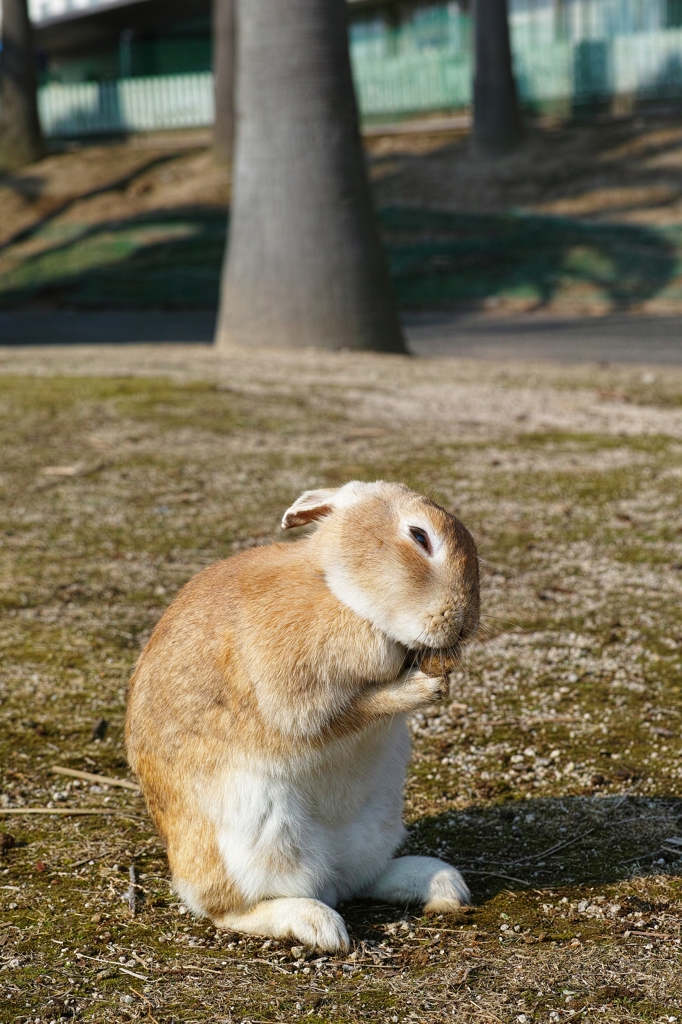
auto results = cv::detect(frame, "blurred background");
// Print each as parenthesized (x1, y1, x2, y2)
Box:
(21, 0, 682, 132)
(3, 0, 682, 338)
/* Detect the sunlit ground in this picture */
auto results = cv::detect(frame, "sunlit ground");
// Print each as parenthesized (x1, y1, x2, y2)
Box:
(0, 343, 680, 1022)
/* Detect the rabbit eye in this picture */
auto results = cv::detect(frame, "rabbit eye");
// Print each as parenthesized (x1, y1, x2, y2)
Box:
(409, 527, 432, 555)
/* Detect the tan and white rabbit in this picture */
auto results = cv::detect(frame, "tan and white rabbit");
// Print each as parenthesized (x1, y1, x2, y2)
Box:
(126, 481, 479, 952)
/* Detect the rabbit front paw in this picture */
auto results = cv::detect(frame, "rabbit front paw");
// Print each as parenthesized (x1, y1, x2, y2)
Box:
(402, 669, 449, 708)
(214, 897, 350, 952)
(284, 899, 350, 952)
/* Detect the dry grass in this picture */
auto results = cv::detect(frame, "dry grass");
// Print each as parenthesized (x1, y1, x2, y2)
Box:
(0, 343, 681, 1023)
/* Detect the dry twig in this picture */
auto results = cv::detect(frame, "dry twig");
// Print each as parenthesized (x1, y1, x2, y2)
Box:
(51, 765, 141, 791)
(75, 951, 148, 980)
(127, 863, 137, 916)
(0, 807, 120, 816)
(464, 868, 531, 886)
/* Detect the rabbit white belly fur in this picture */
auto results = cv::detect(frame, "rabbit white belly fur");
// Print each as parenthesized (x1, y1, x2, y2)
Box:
(190, 718, 410, 911)
(175, 716, 470, 950)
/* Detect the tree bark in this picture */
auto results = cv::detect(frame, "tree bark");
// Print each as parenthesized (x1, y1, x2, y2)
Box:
(472, 0, 522, 158)
(212, 0, 235, 166)
(215, 0, 406, 353)
(0, 0, 45, 171)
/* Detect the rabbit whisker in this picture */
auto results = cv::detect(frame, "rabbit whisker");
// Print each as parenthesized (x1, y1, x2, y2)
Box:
(480, 612, 552, 644)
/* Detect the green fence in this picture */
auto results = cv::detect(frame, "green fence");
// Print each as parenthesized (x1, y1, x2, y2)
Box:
(32, 6, 682, 137)
(352, 28, 682, 118)
(352, 52, 471, 115)
(39, 73, 214, 137)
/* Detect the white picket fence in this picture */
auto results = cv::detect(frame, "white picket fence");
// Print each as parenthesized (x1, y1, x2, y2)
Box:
(613, 29, 682, 96)
(34, 28, 682, 137)
(353, 28, 682, 117)
(38, 73, 215, 137)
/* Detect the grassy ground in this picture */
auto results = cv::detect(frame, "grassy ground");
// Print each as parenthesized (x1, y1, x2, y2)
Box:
(5, 116, 682, 314)
(0, 344, 681, 1022)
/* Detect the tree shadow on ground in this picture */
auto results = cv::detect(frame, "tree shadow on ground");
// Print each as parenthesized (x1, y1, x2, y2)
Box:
(0, 205, 227, 310)
(0, 199, 678, 314)
(379, 207, 680, 312)
(0, 153, 183, 252)
(341, 795, 682, 940)
(369, 115, 682, 221)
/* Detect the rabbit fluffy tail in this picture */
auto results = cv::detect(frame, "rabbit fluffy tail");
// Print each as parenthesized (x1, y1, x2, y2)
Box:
(212, 897, 350, 952)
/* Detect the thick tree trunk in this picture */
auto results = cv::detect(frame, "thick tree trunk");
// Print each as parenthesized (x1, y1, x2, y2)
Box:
(0, 0, 45, 171)
(215, 0, 406, 353)
(212, 0, 235, 166)
(473, 0, 523, 158)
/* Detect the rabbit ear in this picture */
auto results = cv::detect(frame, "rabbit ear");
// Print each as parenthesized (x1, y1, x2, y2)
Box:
(281, 488, 340, 529)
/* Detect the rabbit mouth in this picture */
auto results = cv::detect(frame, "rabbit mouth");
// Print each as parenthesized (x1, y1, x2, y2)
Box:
(411, 643, 462, 675)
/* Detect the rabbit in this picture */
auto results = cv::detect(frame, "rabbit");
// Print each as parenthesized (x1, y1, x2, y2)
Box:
(125, 480, 479, 952)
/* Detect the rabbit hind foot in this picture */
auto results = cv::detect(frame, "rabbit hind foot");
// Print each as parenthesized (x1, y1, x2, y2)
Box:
(212, 897, 350, 953)
(363, 855, 471, 913)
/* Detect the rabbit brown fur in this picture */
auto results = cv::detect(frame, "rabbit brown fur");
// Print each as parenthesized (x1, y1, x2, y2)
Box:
(126, 481, 479, 951)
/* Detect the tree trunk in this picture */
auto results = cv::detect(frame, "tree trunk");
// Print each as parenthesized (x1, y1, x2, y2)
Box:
(0, 0, 45, 171)
(473, 0, 522, 157)
(215, 0, 406, 353)
(212, 0, 235, 166)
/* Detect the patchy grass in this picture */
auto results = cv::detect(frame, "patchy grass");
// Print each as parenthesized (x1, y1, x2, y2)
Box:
(1, 348, 682, 1023)
(3, 203, 682, 315)
(9, 115, 682, 315)
(380, 209, 682, 314)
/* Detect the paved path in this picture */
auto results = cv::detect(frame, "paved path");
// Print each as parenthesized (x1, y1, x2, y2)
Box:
(405, 312, 682, 364)
(0, 311, 216, 346)
(0, 310, 681, 364)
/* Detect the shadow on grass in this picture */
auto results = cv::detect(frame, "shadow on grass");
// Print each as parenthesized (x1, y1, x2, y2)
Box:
(0, 204, 678, 313)
(339, 795, 682, 941)
(0, 205, 227, 310)
(380, 208, 681, 312)
(408, 794, 682, 901)
(0, 152, 183, 252)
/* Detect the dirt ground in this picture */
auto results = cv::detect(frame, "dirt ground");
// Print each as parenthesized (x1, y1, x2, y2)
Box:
(4, 116, 682, 238)
(0, 342, 681, 1023)
(3, 116, 682, 314)
(368, 116, 682, 225)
